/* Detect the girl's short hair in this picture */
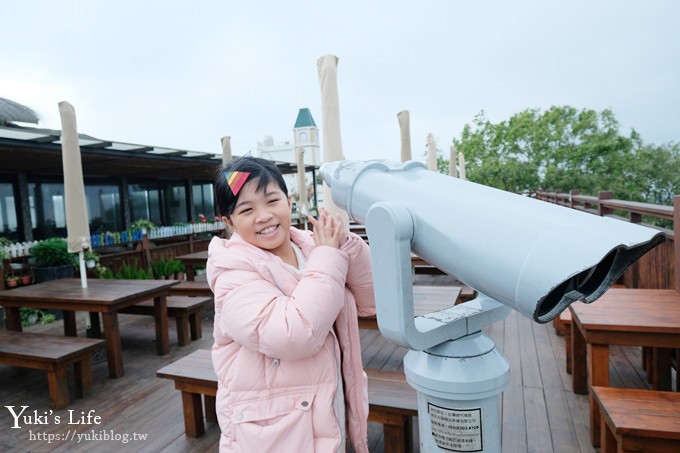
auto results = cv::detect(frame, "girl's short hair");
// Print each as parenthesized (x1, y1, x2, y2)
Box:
(214, 157, 288, 217)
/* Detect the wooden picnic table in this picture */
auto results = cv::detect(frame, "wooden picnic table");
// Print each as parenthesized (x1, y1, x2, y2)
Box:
(569, 287, 680, 447)
(359, 285, 463, 330)
(0, 278, 179, 378)
(176, 244, 440, 279)
(176, 250, 208, 281)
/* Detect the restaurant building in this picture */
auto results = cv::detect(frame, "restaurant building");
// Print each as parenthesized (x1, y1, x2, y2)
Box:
(0, 108, 319, 243)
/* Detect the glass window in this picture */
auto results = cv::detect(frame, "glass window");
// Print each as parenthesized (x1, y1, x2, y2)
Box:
(0, 182, 19, 240)
(85, 183, 122, 233)
(29, 182, 67, 240)
(192, 182, 215, 220)
(164, 183, 187, 225)
(129, 183, 162, 226)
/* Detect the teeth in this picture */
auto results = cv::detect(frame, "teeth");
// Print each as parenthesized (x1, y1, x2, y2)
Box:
(259, 226, 277, 234)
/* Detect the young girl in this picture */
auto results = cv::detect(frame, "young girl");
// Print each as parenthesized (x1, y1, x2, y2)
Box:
(207, 157, 376, 452)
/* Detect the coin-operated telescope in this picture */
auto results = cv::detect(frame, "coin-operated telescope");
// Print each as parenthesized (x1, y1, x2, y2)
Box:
(321, 160, 664, 452)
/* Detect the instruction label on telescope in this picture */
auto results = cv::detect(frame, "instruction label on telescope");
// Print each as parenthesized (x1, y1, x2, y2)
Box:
(428, 403, 482, 452)
(422, 305, 481, 324)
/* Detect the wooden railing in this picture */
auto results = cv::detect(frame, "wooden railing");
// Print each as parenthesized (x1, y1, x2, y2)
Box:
(96, 233, 219, 275)
(0, 232, 224, 291)
(535, 190, 679, 290)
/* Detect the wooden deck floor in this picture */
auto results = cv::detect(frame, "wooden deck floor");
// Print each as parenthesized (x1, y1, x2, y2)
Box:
(0, 275, 659, 452)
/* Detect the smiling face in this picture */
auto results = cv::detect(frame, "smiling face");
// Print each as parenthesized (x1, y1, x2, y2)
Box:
(224, 178, 293, 258)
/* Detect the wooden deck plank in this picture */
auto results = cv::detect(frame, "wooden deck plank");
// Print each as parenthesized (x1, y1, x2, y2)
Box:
(533, 320, 581, 451)
(1, 274, 657, 452)
(501, 310, 529, 452)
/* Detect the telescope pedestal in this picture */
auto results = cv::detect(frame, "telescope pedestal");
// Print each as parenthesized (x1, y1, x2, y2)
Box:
(403, 332, 509, 452)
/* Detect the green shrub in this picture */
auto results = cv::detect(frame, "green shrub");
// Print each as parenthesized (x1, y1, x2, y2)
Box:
(112, 263, 153, 280)
(131, 219, 156, 231)
(167, 259, 185, 275)
(30, 238, 76, 268)
(20, 308, 56, 326)
(150, 259, 169, 279)
(98, 267, 114, 279)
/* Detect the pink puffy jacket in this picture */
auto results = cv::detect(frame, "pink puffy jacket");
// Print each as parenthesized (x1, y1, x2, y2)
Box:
(207, 227, 376, 452)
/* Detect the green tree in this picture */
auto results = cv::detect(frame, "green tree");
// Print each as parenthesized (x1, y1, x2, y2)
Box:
(421, 144, 451, 174)
(452, 106, 679, 203)
(626, 141, 680, 205)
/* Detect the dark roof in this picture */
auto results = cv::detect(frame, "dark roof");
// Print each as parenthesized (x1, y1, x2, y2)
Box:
(0, 124, 317, 181)
(293, 108, 317, 128)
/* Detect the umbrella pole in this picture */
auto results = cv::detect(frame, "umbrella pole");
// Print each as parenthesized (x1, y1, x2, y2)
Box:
(79, 251, 88, 288)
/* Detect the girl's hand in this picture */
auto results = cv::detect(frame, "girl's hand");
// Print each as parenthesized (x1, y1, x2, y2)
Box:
(309, 209, 346, 249)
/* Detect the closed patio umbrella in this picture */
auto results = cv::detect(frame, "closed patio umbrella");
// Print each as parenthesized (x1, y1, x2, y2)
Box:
(221, 135, 233, 163)
(449, 144, 458, 177)
(426, 133, 437, 171)
(317, 54, 349, 228)
(58, 101, 91, 288)
(459, 151, 467, 180)
(397, 110, 412, 162)
(295, 147, 309, 229)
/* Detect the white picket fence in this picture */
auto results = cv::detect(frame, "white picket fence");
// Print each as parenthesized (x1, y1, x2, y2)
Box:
(1, 241, 40, 259)
(1, 222, 226, 259)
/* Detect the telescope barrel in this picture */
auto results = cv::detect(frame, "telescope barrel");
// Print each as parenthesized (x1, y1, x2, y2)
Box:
(321, 160, 665, 322)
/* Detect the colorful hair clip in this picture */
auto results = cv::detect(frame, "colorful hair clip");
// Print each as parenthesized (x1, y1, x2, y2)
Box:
(224, 171, 250, 196)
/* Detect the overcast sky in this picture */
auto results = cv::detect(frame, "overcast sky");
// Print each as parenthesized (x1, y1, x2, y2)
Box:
(2, 1, 678, 163)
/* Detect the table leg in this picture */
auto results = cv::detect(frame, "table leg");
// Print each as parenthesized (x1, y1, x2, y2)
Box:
(182, 391, 205, 437)
(652, 348, 672, 390)
(677, 350, 680, 392)
(205, 395, 217, 423)
(571, 319, 588, 394)
(588, 343, 609, 447)
(46, 367, 69, 409)
(5, 307, 22, 331)
(74, 356, 93, 398)
(153, 295, 170, 355)
(88, 312, 102, 338)
(63, 310, 77, 336)
(101, 311, 124, 378)
(600, 412, 617, 453)
(186, 265, 195, 281)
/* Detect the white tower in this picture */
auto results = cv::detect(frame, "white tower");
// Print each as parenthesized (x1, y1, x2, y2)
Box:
(293, 108, 320, 166)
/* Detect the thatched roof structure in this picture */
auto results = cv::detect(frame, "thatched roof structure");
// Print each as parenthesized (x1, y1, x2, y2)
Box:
(0, 97, 39, 124)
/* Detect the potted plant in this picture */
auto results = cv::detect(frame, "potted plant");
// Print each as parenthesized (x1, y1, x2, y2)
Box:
(151, 259, 169, 280)
(0, 243, 10, 281)
(167, 259, 185, 280)
(131, 219, 156, 235)
(19, 307, 56, 326)
(2, 241, 13, 290)
(29, 238, 76, 284)
(114, 262, 152, 280)
(20, 271, 32, 285)
(0, 237, 11, 255)
(5, 273, 19, 288)
(83, 250, 99, 269)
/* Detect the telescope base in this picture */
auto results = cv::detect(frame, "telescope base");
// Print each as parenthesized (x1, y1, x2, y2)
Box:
(403, 332, 509, 452)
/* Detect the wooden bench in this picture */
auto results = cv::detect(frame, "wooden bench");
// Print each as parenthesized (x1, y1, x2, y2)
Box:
(120, 296, 211, 346)
(0, 331, 104, 409)
(157, 349, 418, 452)
(592, 386, 680, 452)
(169, 280, 213, 298)
(365, 367, 418, 453)
(557, 284, 624, 336)
(553, 308, 571, 336)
